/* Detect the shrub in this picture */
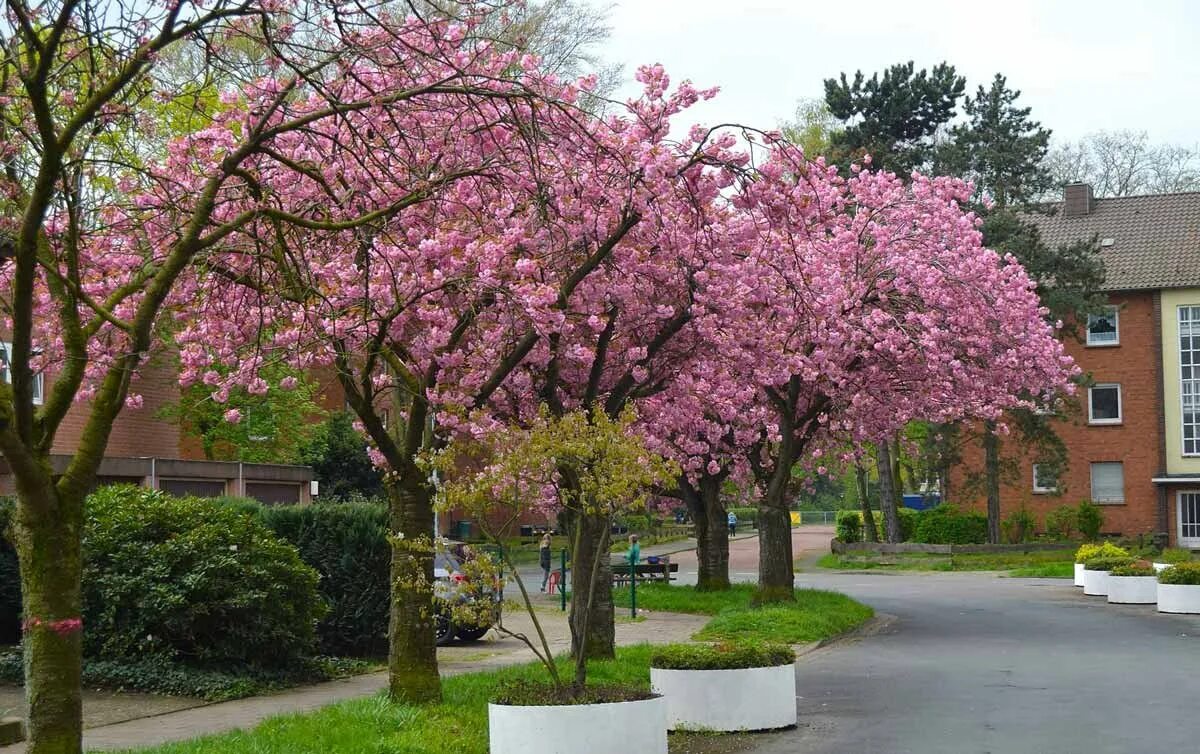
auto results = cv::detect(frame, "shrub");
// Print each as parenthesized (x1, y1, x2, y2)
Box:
(897, 507, 919, 542)
(254, 502, 391, 657)
(649, 642, 795, 670)
(1111, 563, 1156, 577)
(912, 505, 988, 545)
(1074, 541, 1127, 563)
(0, 499, 19, 646)
(1158, 562, 1200, 585)
(1082, 555, 1134, 572)
(1076, 500, 1104, 541)
(835, 510, 861, 543)
(1044, 504, 1076, 540)
(1001, 508, 1037, 544)
(83, 486, 325, 669)
(1157, 548, 1194, 565)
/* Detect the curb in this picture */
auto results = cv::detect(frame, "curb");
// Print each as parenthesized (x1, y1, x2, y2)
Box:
(794, 612, 897, 658)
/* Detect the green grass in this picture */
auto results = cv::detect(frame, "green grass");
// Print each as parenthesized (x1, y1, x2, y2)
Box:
(117, 647, 656, 754)
(613, 583, 874, 644)
(1007, 563, 1075, 579)
(817, 550, 1073, 574)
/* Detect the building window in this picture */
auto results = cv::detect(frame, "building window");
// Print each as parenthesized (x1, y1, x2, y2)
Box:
(1090, 462, 1124, 504)
(1179, 492, 1200, 547)
(0, 342, 43, 405)
(1032, 464, 1058, 494)
(1087, 384, 1122, 425)
(1180, 306, 1200, 455)
(1086, 307, 1119, 346)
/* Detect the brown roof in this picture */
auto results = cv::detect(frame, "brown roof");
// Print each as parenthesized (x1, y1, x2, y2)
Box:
(1026, 191, 1200, 292)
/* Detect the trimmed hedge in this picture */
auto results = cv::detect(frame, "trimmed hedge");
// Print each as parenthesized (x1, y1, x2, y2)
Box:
(1157, 548, 1194, 565)
(1110, 563, 1155, 577)
(649, 642, 795, 670)
(83, 486, 325, 669)
(835, 510, 862, 543)
(252, 501, 391, 657)
(912, 505, 987, 545)
(1158, 562, 1200, 586)
(1083, 555, 1134, 572)
(0, 499, 18, 645)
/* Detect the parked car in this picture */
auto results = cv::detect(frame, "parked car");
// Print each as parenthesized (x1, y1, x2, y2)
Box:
(433, 540, 502, 646)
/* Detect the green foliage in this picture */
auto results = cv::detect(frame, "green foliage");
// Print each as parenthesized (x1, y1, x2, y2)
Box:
(1001, 507, 1037, 544)
(912, 505, 988, 544)
(1158, 548, 1194, 564)
(649, 642, 795, 670)
(1074, 541, 1128, 563)
(1082, 556, 1134, 572)
(824, 61, 965, 174)
(1044, 504, 1077, 540)
(1110, 563, 1156, 578)
(0, 498, 18, 645)
(162, 363, 324, 464)
(299, 411, 385, 501)
(253, 502, 391, 657)
(83, 486, 326, 669)
(780, 98, 837, 157)
(1076, 500, 1105, 541)
(1157, 562, 1200, 586)
(835, 510, 862, 543)
(1008, 563, 1075, 579)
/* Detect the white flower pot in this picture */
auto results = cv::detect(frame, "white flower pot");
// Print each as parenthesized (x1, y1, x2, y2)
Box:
(1153, 562, 1172, 573)
(650, 663, 796, 732)
(1074, 563, 1086, 586)
(1106, 576, 1158, 604)
(488, 695, 666, 754)
(1082, 569, 1109, 596)
(1157, 583, 1200, 614)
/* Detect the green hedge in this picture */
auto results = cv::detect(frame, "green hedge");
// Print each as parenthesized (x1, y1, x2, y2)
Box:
(837, 507, 921, 543)
(83, 486, 325, 669)
(252, 501, 391, 657)
(649, 642, 795, 670)
(1157, 548, 1193, 565)
(912, 505, 988, 545)
(1083, 556, 1133, 572)
(0, 499, 18, 645)
(835, 510, 862, 543)
(1110, 563, 1155, 577)
(1158, 562, 1200, 585)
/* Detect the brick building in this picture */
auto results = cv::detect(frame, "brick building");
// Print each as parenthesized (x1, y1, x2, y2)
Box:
(959, 184, 1200, 547)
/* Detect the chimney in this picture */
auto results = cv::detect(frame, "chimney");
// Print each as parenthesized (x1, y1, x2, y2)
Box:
(1063, 183, 1094, 217)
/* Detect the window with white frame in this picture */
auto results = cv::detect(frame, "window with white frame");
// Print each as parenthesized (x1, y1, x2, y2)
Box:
(1032, 464, 1058, 494)
(1087, 383, 1121, 425)
(1180, 306, 1200, 455)
(1090, 462, 1124, 503)
(0, 342, 43, 405)
(1086, 307, 1119, 346)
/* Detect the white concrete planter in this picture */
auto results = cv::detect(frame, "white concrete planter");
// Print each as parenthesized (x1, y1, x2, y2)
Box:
(1081, 568, 1110, 596)
(650, 663, 796, 731)
(1074, 563, 1086, 586)
(488, 695, 666, 754)
(1106, 575, 1158, 604)
(1157, 583, 1200, 614)
(1153, 562, 1174, 573)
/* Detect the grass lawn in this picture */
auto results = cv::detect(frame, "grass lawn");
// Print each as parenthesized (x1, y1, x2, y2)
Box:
(613, 583, 874, 644)
(817, 550, 1074, 578)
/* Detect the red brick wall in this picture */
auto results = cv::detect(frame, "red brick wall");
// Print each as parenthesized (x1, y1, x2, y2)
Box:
(955, 291, 1163, 538)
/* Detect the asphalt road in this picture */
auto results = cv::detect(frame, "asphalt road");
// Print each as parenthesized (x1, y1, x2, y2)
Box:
(752, 565, 1200, 754)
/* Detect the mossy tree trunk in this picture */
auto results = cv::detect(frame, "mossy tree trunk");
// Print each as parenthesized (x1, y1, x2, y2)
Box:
(856, 464, 878, 542)
(384, 473, 440, 703)
(983, 423, 1001, 545)
(680, 473, 730, 592)
(568, 511, 614, 660)
(876, 441, 902, 543)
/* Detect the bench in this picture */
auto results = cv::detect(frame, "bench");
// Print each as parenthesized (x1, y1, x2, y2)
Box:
(612, 559, 679, 586)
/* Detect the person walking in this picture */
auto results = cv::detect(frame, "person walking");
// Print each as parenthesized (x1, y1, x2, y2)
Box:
(727, 510, 738, 537)
(539, 533, 553, 592)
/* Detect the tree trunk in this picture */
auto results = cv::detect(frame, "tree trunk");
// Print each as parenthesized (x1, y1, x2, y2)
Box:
(386, 472, 441, 703)
(855, 464, 878, 542)
(13, 476, 84, 754)
(890, 435, 904, 509)
(686, 476, 730, 591)
(876, 441, 901, 543)
(568, 511, 614, 660)
(983, 424, 1001, 545)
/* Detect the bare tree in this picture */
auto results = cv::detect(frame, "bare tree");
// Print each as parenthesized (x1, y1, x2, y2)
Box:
(1045, 130, 1200, 197)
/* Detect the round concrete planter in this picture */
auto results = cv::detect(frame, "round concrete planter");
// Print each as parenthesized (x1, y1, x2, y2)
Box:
(1106, 575, 1158, 604)
(1081, 568, 1109, 596)
(1074, 563, 1086, 587)
(650, 663, 796, 732)
(1153, 562, 1171, 573)
(488, 695, 666, 754)
(1156, 583, 1200, 614)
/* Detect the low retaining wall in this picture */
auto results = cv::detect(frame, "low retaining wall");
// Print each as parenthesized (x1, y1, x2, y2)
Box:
(830, 539, 1075, 555)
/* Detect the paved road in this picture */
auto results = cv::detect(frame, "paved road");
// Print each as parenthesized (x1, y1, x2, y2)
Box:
(724, 532, 1200, 754)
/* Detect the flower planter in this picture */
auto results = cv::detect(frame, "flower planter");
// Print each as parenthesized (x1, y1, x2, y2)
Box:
(1081, 568, 1109, 596)
(1106, 576, 1158, 604)
(1153, 562, 1172, 573)
(488, 695, 666, 754)
(1157, 583, 1200, 614)
(650, 663, 796, 732)
(1074, 563, 1086, 587)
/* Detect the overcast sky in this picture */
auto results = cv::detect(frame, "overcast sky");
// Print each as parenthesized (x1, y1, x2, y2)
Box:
(593, 0, 1200, 146)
